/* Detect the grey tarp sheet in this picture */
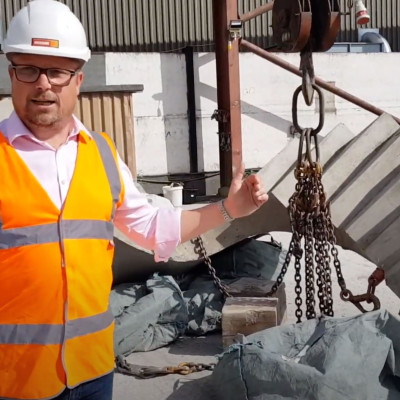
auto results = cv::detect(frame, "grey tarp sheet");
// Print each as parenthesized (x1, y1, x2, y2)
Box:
(210, 309, 400, 400)
(110, 238, 285, 356)
(110, 275, 188, 355)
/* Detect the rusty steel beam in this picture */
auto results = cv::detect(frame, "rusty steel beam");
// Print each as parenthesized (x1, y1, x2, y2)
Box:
(241, 39, 400, 125)
(213, 0, 243, 193)
(240, 1, 274, 23)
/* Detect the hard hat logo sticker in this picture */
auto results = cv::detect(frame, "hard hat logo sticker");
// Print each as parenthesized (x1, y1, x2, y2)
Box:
(31, 38, 59, 48)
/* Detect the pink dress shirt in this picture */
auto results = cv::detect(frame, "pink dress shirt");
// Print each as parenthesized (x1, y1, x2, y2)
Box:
(0, 111, 182, 262)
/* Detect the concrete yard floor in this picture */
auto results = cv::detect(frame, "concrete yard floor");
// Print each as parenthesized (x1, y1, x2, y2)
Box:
(113, 231, 400, 400)
(114, 334, 221, 400)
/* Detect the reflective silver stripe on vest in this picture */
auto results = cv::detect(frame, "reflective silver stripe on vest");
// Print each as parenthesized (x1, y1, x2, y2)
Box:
(0, 309, 114, 345)
(0, 219, 114, 249)
(0, 324, 63, 345)
(65, 308, 114, 339)
(91, 132, 122, 219)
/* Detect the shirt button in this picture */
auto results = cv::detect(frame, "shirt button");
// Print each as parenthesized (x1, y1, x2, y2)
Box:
(61, 179, 66, 185)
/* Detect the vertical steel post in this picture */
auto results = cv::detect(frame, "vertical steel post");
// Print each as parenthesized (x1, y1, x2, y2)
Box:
(213, 0, 242, 195)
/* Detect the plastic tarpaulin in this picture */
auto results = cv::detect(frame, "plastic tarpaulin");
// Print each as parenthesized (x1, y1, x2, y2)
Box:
(211, 309, 400, 400)
(111, 275, 188, 355)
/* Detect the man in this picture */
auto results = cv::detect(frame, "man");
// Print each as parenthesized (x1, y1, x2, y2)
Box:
(0, 1, 268, 399)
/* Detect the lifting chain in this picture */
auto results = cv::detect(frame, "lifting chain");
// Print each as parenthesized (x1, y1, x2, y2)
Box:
(192, 235, 232, 298)
(192, 234, 283, 300)
(116, 355, 215, 379)
(266, 84, 381, 322)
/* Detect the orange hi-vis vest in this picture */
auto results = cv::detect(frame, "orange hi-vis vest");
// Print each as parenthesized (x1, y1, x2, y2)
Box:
(0, 130, 125, 399)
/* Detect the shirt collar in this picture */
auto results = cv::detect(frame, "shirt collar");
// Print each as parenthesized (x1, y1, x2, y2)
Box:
(5, 111, 93, 145)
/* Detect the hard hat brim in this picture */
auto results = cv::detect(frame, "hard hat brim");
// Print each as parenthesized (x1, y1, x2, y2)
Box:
(3, 43, 91, 62)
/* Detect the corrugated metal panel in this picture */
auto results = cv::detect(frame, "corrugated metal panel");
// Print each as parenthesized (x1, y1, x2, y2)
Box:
(74, 92, 136, 176)
(337, 0, 400, 50)
(239, 0, 274, 49)
(1, 0, 400, 52)
(0, 0, 215, 52)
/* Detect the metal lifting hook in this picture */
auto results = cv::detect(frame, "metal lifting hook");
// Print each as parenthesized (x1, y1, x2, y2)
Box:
(340, 289, 381, 313)
(339, 268, 384, 313)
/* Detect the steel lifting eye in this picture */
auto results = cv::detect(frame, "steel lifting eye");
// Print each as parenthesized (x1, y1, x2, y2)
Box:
(292, 84, 325, 136)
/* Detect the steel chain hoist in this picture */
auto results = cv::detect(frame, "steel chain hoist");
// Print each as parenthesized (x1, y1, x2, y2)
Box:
(265, 66, 381, 323)
(200, 0, 384, 321)
(202, 0, 382, 320)
(265, 0, 383, 322)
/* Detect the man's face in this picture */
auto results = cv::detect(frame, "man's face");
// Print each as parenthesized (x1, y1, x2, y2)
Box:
(8, 53, 84, 130)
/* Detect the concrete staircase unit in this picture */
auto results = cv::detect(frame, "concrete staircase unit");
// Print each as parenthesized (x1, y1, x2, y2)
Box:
(113, 114, 400, 296)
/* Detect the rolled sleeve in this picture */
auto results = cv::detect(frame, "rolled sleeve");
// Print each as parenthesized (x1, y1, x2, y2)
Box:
(150, 207, 182, 262)
(113, 155, 182, 262)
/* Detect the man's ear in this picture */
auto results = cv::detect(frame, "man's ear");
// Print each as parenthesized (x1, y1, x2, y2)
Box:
(76, 71, 84, 95)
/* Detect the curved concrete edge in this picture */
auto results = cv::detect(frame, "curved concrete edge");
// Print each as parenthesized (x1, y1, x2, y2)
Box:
(112, 232, 200, 285)
(112, 194, 290, 284)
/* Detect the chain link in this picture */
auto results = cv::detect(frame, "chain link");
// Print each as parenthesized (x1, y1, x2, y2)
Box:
(267, 127, 336, 321)
(305, 215, 316, 319)
(115, 356, 215, 379)
(192, 235, 231, 298)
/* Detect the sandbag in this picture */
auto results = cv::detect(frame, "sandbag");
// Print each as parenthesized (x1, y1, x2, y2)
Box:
(210, 309, 400, 400)
(111, 274, 188, 355)
(182, 275, 224, 335)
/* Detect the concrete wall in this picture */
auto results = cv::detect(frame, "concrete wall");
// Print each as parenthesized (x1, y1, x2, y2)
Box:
(105, 52, 400, 177)
(2, 52, 400, 184)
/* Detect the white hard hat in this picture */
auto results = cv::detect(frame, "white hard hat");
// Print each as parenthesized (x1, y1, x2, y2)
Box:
(3, 0, 91, 62)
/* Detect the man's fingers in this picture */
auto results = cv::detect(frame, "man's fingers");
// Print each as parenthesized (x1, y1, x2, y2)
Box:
(250, 177, 268, 207)
(251, 191, 268, 208)
(256, 192, 269, 202)
(233, 162, 245, 183)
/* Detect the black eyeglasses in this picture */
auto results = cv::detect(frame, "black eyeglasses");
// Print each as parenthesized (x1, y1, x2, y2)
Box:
(10, 63, 80, 86)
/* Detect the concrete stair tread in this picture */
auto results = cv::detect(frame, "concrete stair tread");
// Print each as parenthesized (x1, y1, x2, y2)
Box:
(113, 113, 400, 298)
(322, 113, 400, 198)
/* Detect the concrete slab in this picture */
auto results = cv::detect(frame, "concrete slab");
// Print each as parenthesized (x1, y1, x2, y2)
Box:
(322, 113, 399, 201)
